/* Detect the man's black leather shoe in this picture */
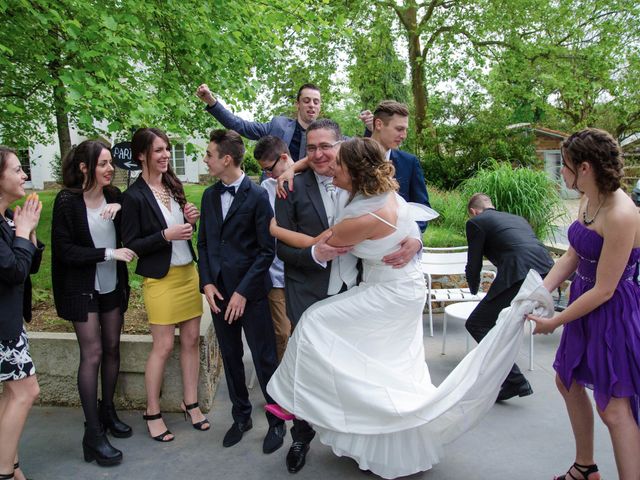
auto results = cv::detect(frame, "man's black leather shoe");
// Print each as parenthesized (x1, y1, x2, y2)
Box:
(286, 441, 310, 473)
(263, 423, 286, 454)
(222, 418, 253, 447)
(497, 380, 533, 401)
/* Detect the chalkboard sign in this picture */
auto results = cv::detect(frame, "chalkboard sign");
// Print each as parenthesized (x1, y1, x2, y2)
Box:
(112, 142, 140, 171)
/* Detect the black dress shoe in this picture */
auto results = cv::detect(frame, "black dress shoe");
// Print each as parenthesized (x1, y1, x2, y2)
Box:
(286, 441, 310, 473)
(497, 380, 533, 401)
(263, 423, 286, 454)
(222, 419, 253, 447)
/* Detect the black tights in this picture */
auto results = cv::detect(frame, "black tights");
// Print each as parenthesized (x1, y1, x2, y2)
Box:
(73, 308, 123, 428)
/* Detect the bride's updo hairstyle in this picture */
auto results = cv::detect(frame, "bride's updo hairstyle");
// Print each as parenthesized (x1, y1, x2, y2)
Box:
(338, 137, 398, 200)
(561, 128, 623, 193)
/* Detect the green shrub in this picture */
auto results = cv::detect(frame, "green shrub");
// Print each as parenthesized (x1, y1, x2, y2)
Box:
(459, 161, 566, 241)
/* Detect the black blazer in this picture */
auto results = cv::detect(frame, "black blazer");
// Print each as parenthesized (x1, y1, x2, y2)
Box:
(197, 176, 274, 301)
(274, 169, 334, 324)
(465, 208, 554, 300)
(0, 210, 44, 341)
(51, 188, 130, 322)
(121, 176, 196, 279)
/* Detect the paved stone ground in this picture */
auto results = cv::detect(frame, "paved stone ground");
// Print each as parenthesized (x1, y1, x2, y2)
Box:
(18, 311, 617, 480)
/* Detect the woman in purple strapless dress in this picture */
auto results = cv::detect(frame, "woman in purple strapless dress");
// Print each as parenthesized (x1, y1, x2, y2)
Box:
(528, 128, 640, 480)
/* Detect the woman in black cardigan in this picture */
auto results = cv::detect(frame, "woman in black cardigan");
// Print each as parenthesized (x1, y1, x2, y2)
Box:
(51, 140, 136, 467)
(0, 147, 43, 480)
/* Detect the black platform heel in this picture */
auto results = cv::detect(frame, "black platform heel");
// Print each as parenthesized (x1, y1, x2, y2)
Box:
(82, 424, 123, 466)
(554, 462, 600, 480)
(142, 412, 174, 442)
(181, 401, 210, 431)
(99, 400, 133, 438)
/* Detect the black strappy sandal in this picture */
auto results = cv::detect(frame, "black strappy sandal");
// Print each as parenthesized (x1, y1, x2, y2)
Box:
(181, 401, 210, 431)
(555, 462, 600, 480)
(142, 412, 174, 442)
(0, 472, 13, 479)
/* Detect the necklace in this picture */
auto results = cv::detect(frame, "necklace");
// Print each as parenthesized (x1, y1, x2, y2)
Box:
(149, 184, 172, 210)
(582, 197, 604, 226)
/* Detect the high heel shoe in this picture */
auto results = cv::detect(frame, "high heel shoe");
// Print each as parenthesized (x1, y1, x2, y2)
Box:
(82, 424, 123, 466)
(180, 401, 210, 431)
(142, 412, 174, 442)
(0, 472, 14, 479)
(99, 400, 133, 438)
(265, 403, 295, 421)
(13, 462, 31, 480)
(554, 462, 600, 480)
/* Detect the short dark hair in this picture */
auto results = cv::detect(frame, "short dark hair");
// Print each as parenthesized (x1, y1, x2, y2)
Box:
(467, 193, 493, 212)
(373, 100, 410, 126)
(296, 83, 320, 102)
(254, 136, 290, 163)
(209, 129, 245, 167)
(561, 128, 623, 193)
(0, 146, 18, 178)
(306, 119, 341, 142)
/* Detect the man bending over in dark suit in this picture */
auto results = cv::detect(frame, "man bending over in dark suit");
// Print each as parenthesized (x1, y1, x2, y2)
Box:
(198, 129, 285, 454)
(465, 193, 554, 401)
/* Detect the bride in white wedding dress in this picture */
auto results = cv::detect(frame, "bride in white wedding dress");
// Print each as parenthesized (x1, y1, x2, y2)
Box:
(267, 137, 554, 478)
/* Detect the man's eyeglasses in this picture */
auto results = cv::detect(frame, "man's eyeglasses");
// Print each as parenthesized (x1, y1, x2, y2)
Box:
(262, 155, 281, 174)
(306, 140, 342, 155)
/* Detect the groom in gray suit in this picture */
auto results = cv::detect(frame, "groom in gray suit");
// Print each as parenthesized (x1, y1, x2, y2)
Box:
(275, 118, 423, 473)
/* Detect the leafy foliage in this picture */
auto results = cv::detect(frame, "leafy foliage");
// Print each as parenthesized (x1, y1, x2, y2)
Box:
(459, 161, 567, 241)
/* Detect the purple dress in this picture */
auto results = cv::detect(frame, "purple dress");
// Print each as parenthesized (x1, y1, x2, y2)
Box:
(554, 221, 640, 423)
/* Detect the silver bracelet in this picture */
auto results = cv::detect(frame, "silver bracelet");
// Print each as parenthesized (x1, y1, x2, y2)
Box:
(104, 248, 114, 262)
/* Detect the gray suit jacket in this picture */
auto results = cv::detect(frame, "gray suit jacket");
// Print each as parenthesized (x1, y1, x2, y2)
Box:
(274, 169, 335, 325)
(205, 102, 305, 159)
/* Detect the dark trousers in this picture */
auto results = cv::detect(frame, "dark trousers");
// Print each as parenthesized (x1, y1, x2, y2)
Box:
(211, 288, 282, 428)
(465, 280, 527, 388)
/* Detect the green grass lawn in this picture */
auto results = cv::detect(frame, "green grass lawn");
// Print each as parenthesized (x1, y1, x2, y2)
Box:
(21, 183, 464, 302)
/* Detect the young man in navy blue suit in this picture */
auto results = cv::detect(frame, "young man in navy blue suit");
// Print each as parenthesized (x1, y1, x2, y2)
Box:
(197, 129, 285, 453)
(368, 100, 431, 231)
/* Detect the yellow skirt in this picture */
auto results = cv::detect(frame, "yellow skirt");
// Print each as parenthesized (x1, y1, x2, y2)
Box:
(143, 263, 203, 325)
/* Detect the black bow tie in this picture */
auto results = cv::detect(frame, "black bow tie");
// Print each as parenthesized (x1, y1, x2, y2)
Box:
(215, 184, 236, 196)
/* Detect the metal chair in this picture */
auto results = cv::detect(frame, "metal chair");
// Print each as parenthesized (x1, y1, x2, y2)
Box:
(420, 246, 495, 337)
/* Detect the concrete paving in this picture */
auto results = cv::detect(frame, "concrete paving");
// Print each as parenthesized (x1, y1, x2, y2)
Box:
(19, 312, 616, 480)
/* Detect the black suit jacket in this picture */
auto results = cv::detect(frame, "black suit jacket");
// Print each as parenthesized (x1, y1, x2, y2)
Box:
(0, 210, 44, 340)
(198, 176, 274, 301)
(275, 169, 334, 324)
(465, 208, 554, 300)
(51, 188, 130, 322)
(121, 176, 196, 279)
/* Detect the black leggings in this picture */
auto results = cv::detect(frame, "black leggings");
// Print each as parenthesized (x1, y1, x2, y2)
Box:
(73, 307, 124, 428)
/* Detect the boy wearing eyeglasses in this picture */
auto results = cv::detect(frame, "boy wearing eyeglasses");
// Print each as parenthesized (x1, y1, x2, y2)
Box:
(253, 136, 295, 362)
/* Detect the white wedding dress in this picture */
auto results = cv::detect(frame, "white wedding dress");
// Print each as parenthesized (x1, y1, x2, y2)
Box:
(267, 192, 554, 479)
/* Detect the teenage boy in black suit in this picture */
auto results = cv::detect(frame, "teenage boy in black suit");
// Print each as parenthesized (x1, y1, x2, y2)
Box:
(198, 129, 285, 453)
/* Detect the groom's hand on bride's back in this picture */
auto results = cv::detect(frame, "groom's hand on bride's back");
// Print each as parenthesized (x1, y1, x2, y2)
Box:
(314, 231, 353, 263)
(383, 237, 422, 269)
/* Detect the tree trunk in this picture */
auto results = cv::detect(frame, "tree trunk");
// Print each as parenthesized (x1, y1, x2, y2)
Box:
(404, 6, 436, 152)
(49, 58, 72, 160)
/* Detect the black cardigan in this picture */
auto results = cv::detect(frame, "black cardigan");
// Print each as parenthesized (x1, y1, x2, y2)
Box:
(121, 176, 196, 279)
(0, 210, 44, 341)
(51, 187, 130, 322)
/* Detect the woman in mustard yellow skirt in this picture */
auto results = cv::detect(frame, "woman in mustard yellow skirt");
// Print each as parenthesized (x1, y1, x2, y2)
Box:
(121, 128, 208, 442)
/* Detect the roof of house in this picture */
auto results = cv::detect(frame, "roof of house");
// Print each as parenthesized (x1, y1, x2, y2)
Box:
(506, 123, 570, 139)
